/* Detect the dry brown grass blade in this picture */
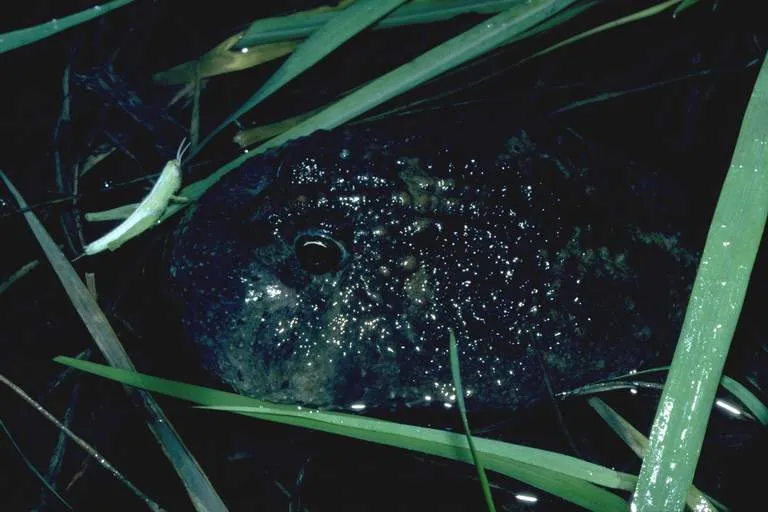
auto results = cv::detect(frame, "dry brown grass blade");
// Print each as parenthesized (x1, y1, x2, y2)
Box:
(233, 107, 322, 147)
(587, 398, 718, 512)
(0, 372, 165, 511)
(0, 259, 40, 296)
(0, 170, 228, 512)
(153, 33, 297, 86)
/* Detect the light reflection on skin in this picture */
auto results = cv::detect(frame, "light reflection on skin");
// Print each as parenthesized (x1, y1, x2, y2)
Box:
(170, 127, 697, 412)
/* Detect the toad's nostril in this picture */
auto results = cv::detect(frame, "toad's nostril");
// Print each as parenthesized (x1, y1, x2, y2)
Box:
(294, 233, 346, 275)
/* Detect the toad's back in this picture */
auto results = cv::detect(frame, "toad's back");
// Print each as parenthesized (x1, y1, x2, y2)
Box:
(168, 125, 697, 412)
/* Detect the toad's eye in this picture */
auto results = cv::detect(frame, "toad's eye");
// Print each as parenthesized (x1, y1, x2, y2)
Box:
(294, 233, 347, 275)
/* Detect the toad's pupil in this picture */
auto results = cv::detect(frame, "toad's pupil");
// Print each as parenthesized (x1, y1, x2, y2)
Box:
(295, 234, 345, 275)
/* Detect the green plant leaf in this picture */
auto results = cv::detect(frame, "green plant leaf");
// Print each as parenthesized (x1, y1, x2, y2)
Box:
(0, 172, 227, 512)
(167, 0, 580, 224)
(519, 0, 682, 65)
(449, 329, 496, 511)
(0, 0, 135, 55)
(588, 398, 716, 512)
(673, 0, 702, 17)
(194, 0, 408, 156)
(55, 355, 632, 511)
(720, 375, 768, 426)
(238, 0, 528, 47)
(633, 54, 768, 511)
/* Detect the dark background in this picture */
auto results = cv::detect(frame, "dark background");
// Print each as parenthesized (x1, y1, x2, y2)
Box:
(0, 1, 766, 510)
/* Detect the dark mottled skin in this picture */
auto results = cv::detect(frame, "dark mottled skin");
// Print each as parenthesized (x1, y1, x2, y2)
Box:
(168, 125, 698, 412)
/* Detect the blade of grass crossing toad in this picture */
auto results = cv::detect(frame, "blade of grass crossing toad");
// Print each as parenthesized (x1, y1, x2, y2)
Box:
(633, 55, 768, 511)
(173, 0, 580, 216)
(0, 172, 228, 512)
(0, 0, 136, 54)
(231, 408, 627, 512)
(449, 329, 496, 512)
(52, 356, 632, 488)
(193, 0, 408, 157)
(54, 356, 629, 511)
(53, 356, 300, 412)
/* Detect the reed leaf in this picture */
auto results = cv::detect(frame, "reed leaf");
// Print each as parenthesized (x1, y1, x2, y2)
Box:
(632, 54, 768, 511)
(55, 355, 632, 511)
(0, 0, 135, 55)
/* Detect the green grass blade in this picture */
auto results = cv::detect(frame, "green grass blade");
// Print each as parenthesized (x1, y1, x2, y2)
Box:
(449, 329, 496, 511)
(194, 0, 407, 156)
(673, 0, 702, 17)
(588, 398, 717, 512)
(54, 356, 298, 410)
(633, 55, 768, 511)
(54, 356, 634, 510)
(238, 0, 527, 47)
(225, 406, 629, 511)
(589, 398, 648, 459)
(244, 0, 579, 155)
(520, 0, 682, 65)
(0, 259, 40, 296)
(346, 0, 599, 127)
(0, 0, 135, 55)
(720, 375, 768, 427)
(168, 0, 580, 223)
(493, 0, 597, 48)
(0, 172, 228, 512)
